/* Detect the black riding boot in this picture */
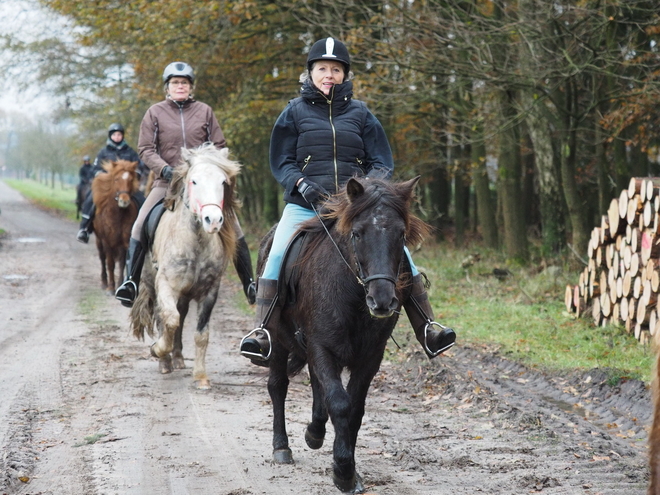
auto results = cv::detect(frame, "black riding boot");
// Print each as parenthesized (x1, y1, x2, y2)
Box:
(115, 237, 146, 308)
(403, 274, 456, 358)
(233, 236, 256, 304)
(77, 203, 96, 244)
(240, 278, 279, 366)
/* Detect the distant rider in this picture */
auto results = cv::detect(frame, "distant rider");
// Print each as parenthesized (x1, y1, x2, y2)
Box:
(76, 123, 145, 244)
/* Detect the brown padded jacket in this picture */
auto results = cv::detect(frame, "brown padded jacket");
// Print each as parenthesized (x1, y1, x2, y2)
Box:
(138, 97, 226, 188)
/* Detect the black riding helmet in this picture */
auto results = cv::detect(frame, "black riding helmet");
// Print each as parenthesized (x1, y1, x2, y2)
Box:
(307, 37, 350, 73)
(108, 123, 124, 139)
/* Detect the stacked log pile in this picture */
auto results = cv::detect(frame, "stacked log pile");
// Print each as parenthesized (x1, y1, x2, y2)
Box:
(565, 177, 660, 346)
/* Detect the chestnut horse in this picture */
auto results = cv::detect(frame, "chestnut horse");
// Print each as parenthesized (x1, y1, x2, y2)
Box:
(263, 177, 429, 493)
(91, 159, 139, 292)
(130, 144, 240, 390)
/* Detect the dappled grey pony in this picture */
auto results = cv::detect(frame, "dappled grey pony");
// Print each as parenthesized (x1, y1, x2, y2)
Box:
(130, 144, 241, 390)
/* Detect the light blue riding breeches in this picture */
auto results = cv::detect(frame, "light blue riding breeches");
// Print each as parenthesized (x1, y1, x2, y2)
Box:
(261, 203, 419, 280)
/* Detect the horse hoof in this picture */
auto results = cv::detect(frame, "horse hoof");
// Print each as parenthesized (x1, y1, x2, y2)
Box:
(333, 472, 364, 494)
(172, 357, 185, 370)
(273, 448, 294, 464)
(304, 427, 324, 449)
(195, 379, 211, 390)
(159, 359, 173, 374)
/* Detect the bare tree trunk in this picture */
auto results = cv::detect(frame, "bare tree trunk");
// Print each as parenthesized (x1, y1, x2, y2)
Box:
(498, 90, 529, 261)
(520, 90, 564, 253)
(471, 131, 498, 248)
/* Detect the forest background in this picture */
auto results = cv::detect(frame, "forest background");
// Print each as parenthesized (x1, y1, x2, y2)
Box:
(3, 0, 660, 264)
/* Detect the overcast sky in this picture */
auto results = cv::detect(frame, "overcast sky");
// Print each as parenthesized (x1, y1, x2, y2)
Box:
(1, 0, 70, 118)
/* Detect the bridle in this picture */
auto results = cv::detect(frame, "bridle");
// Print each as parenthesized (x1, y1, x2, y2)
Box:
(312, 203, 403, 288)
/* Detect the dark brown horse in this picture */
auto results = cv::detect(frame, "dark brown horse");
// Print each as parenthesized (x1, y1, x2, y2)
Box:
(264, 176, 430, 493)
(91, 159, 139, 292)
(650, 352, 660, 493)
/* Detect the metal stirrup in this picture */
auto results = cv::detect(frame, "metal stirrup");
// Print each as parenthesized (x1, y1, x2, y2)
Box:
(424, 321, 455, 358)
(240, 326, 272, 361)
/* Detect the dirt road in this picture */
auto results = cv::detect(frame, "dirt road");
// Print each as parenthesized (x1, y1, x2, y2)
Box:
(0, 179, 653, 494)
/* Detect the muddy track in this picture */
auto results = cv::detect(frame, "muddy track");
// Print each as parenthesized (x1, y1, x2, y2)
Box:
(0, 179, 653, 495)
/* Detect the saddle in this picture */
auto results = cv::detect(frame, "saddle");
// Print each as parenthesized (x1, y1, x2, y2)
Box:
(140, 199, 166, 252)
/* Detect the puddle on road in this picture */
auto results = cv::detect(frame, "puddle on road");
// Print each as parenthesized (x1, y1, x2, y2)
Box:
(14, 237, 46, 243)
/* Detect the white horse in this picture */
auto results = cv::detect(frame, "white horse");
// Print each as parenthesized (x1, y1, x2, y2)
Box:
(131, 143, 241, 389)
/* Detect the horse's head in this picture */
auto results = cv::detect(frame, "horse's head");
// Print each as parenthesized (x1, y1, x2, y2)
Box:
(332, 176, 428, 318)
(167, 144, 241, 235)
(103, 160, 139, 209)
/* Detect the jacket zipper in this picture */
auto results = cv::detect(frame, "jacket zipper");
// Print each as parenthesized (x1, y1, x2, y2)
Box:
(327, 87, 338, 191)
(178, 103, 187, 149)
(302, 155, 312, 172)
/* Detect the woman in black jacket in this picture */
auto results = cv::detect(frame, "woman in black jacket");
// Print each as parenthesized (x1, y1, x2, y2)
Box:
(240, 37, 455, 364)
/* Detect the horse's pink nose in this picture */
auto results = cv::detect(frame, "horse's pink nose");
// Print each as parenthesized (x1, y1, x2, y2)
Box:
(117, 195, 131, 208)
(201, 205, 224, 233)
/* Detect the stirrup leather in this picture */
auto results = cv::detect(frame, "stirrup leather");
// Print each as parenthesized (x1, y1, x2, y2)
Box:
(240, 326, 272, 361)
(423, 320, 455, 357)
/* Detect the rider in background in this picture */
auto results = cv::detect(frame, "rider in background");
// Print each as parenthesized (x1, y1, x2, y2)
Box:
(76, 155, 93, 214)
(114, 61, 256, 308)
(239, 37, 456, 364)
(76, 123, 145, 244)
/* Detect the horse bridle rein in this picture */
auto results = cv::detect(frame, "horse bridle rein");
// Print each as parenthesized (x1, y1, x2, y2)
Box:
(311, 203, 403, 288)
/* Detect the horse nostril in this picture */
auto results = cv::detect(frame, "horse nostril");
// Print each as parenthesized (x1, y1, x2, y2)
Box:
(389, 296, 399, 312)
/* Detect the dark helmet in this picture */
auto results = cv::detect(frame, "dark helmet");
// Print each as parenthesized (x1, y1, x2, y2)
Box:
(163, 61, 195, 84)
(307, 37, 350, 73)
(108, 123, 124, 137)
(83, 155, 90, 162)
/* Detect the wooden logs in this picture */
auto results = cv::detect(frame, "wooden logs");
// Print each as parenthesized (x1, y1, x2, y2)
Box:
(568, 177, 660, 346)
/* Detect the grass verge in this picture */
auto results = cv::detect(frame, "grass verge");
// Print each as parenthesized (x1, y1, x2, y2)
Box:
(393, 244, 655, 384)
(3, 178, 78, 222)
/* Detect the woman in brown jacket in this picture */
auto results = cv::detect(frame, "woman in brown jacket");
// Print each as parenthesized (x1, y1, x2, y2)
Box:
(115, 61, 256, 308)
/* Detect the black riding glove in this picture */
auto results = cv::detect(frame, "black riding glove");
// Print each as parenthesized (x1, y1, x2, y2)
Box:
(298, 178, 329, 206)
(161, 166, 173, 181)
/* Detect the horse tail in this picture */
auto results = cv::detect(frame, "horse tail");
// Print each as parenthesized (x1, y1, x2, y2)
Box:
(129, 272, 156, 340)
(286, 352, 308, 377)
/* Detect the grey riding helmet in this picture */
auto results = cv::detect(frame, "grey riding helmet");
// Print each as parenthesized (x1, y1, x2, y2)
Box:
(162, 62, 195, 84)
(307, 37, 350, 73)
(108, 123, 124, 138)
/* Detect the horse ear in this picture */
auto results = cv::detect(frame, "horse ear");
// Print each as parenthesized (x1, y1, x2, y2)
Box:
(346, 178, 365, 202)
(399, 175, 421, 201)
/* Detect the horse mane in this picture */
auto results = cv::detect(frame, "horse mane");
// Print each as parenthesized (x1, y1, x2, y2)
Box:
(164, 143, 242, 259)
(301, 177, 430, 245)
(91, 160, 139, 209)
(297, 177, 431, 288)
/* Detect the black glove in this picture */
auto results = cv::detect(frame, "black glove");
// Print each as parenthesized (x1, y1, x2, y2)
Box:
(298, 178, 329, 205)
(161, 166, 173, 181)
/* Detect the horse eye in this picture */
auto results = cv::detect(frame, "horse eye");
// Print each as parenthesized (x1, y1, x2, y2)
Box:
(191, 180, 197, 185)
(352, 232, 361, 240)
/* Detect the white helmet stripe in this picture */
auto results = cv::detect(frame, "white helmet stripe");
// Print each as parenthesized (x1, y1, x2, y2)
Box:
(324, 38, 337, 58)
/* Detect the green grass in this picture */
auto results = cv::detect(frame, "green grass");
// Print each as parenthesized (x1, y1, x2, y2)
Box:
(404, 244, 655, 383)
(4, 178, 78, 221)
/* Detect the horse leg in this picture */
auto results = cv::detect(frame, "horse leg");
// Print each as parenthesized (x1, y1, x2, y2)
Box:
(171, 299, 190, 371)
(106, 251, 116, 291)
(268, 342, 293, 464)
(305, 366, 328, 450)
(97, 242, 108, 290)
(151, 279, 179, 363)
(154, 319, 173, 374)
(312, 352, 358, 492)
(192, 292, 217, 390)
